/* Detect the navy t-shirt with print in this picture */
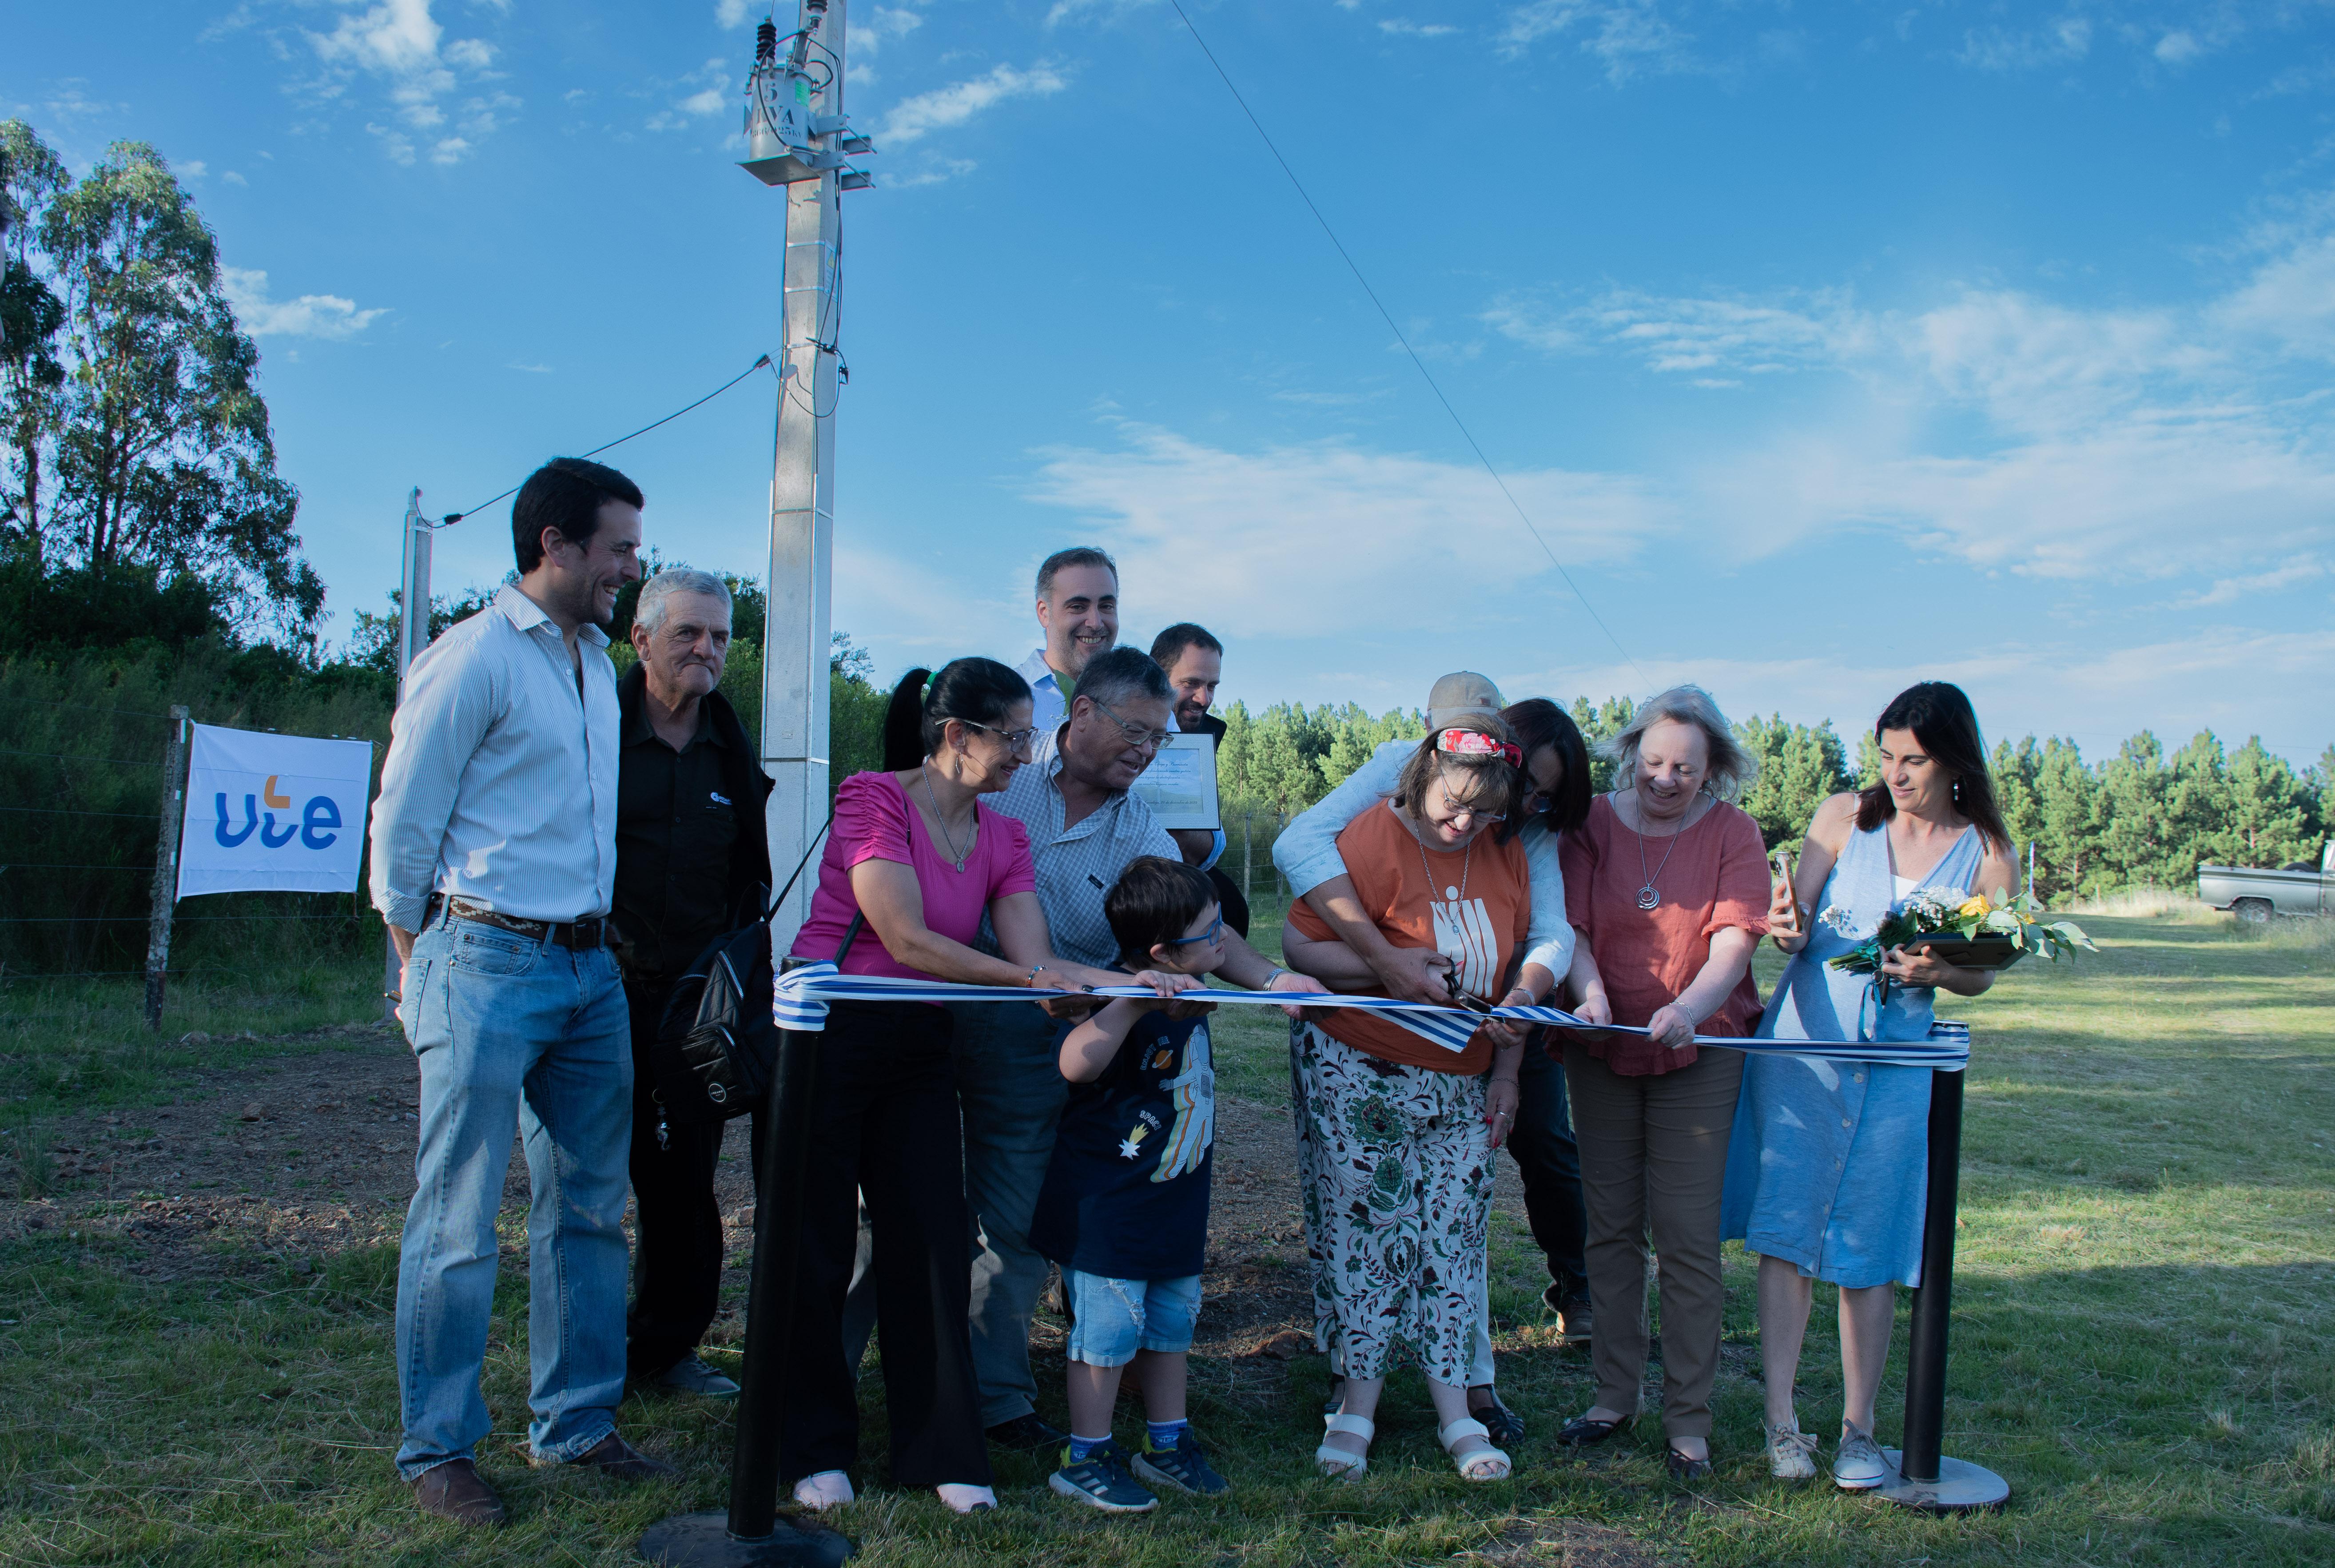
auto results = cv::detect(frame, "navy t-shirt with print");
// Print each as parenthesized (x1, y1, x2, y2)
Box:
(1030, 1002, 1214, 1281)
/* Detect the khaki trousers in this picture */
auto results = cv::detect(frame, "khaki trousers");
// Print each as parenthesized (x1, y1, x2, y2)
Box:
(1563, 1043, 1745, 1441)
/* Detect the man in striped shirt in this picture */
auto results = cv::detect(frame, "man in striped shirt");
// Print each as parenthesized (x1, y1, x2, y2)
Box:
(957, 648, 1322, 1453)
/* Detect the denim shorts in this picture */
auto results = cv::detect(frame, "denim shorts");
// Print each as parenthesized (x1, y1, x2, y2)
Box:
(1062, 1270, 1203, 1368)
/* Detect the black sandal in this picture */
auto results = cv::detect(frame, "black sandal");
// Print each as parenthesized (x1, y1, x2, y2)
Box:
(1556, 1412, 1634, 1447)
(1666, 1445, 1714, 1481)
(1468, 1386, 1526, 1449)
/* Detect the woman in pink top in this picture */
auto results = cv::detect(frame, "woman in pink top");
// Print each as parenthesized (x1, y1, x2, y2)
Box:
(780, 658, 1159, 1516)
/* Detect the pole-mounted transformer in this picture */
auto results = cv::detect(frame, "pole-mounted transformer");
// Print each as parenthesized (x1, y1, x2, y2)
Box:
(740, 3, 875, 189)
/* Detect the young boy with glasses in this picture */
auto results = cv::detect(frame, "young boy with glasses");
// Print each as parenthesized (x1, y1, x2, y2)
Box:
(1030, 856, 1234, 1511)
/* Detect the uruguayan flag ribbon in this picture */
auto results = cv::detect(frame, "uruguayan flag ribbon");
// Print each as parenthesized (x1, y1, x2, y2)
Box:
(772, 964, 1971, 1071)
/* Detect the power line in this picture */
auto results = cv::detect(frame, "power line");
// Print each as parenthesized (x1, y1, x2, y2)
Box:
(1164, 1, 1650, 690)
(438, 354, 780, 527)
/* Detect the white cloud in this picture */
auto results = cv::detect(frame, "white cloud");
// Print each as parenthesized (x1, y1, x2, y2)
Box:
(1498, 1, 1696, 83)
(1024, 421, 1670, 639)
(857, 6, 925, 59)
(180, 159, 209, 178)
(223, 170, 249, 186)
(307, 0, 513, 159)
(716, 0, 750, 26)
(1954, 15, 2092, 73)
(1487, 219, 2335, 586)
(222, 267, 388, 340)
(885, 157, 979, 188)
(2177, 556, 2327, 608)
(878, 62, 1068, 146)
(2156, 30, 2201, 66)
(1045, 0, 1157, 27)
(1380, 20, 1457, 37)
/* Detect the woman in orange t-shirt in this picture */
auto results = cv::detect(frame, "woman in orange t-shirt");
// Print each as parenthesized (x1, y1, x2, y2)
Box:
(1280, 719, 1560, 1485)
(1549, 685, 1770, 1481)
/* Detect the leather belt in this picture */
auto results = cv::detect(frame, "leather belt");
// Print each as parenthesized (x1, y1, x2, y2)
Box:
(431, 894, 615, 950)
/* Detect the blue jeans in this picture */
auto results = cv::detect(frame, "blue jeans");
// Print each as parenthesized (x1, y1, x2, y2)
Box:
(393, 913, 632, 1479)
(1063, 1271, 1202, 1367)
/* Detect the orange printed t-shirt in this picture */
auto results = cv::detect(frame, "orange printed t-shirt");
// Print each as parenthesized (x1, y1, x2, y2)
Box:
(1285, 800, 1530, 1076)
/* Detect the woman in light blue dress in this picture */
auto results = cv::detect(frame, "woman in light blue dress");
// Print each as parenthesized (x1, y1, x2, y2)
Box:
(1720, 682, 2020, 1491)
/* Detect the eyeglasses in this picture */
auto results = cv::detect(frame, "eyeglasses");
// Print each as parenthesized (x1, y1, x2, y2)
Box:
(1086, 696, 1171, 752)
(1436, 780, 1506, 824)
(1162, 912, 1225, 947)
(960, 720, 1039, 755)
(1524, 788, 1555, 814)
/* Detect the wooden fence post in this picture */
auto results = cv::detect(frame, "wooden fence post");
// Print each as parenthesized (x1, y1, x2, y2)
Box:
(143, 706, 191, 1031)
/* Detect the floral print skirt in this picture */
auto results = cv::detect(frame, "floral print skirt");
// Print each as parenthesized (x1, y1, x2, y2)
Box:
(1291, 1020, 1493, 1385)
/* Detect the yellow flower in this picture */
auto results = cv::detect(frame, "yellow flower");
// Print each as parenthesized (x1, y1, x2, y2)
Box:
(1955, 895, 1993, 919)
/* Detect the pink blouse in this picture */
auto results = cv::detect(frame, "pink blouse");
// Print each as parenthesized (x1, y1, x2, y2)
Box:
(788, 771, 1036, 981)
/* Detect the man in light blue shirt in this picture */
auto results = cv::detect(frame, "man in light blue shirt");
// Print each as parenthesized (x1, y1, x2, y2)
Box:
(1016, 545, 1122, 754)
(370, 458, 674, 1528)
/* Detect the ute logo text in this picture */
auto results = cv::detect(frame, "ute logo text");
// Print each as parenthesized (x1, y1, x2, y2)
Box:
(214, 774, 344, 851)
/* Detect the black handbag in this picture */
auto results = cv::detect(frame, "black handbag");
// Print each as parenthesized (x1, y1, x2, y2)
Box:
(651, 814, 852, 1125)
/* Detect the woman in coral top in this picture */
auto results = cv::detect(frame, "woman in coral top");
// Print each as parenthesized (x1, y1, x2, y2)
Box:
(780, 657, 1165, 1516)
(1552, 685, 1770, 1480)
(1279, 718, 1558, 1486)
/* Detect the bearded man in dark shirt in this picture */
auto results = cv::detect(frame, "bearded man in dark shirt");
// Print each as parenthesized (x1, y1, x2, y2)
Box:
(613, 569, 772, 1398)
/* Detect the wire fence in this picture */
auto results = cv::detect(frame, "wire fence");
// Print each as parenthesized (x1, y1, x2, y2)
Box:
(0, 672, 389, 996)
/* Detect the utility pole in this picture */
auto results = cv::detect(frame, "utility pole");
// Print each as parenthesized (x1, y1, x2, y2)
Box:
(757, 0, 871, 954)
(386, 490, 432, 1014)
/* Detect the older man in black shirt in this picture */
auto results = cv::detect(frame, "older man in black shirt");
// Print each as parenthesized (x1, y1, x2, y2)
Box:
(614, 568, 772, 1398)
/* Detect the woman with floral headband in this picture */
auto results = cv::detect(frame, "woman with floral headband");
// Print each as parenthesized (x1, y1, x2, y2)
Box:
(1722, 681, 2018, 1491)
(1278, 715, 1554, 1485)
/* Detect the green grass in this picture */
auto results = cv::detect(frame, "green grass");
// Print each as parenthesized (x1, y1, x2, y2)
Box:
(0, 908, 2330, 1563)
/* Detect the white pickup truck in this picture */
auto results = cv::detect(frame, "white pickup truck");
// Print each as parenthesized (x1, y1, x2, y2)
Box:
(2197, 842, 2333, 922)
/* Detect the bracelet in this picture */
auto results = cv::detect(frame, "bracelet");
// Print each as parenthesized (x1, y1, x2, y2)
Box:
(1026, 965, 1045, 987)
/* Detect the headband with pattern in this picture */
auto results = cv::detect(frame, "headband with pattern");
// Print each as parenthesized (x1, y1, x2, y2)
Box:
(1436, 728, 1523, 768)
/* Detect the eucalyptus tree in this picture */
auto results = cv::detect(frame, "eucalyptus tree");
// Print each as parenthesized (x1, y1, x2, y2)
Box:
(40, 140, 321, 641)
(0, 119, 68, 551)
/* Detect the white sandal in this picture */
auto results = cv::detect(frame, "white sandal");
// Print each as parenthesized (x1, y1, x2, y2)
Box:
(792, 1470, 855, 1509)
(1438, 1417, 1512, 1481)
(1316, 1413, 1374, 1480)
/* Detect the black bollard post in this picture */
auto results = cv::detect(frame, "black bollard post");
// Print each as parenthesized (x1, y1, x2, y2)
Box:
(1878, 1042, 2009, 1513)
(637, 1025, 853, 1566)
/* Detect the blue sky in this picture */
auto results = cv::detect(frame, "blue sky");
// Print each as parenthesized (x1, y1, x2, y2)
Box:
(12, 0, 2335, 764)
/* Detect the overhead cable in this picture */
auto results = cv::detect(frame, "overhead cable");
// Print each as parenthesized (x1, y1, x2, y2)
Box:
(1164, 0, 1650, 689)
(438, 354, 780, 527)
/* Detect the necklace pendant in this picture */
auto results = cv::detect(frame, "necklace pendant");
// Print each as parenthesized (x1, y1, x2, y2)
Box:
(1637, 886, 1661, 911)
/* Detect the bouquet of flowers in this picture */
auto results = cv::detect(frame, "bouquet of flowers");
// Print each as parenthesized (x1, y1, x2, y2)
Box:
(1821, 887, 2095, 996)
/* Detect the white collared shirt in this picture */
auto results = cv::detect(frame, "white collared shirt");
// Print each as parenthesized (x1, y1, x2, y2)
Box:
(369, 583, 621, 931)
(1017, 647, 1072, 763)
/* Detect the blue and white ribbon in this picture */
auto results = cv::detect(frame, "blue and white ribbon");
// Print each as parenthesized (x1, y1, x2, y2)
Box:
(772, 964, 1972, 1070)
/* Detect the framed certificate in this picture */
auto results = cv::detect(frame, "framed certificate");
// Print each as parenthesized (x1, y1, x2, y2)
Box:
(1131, 732, 1221, 831)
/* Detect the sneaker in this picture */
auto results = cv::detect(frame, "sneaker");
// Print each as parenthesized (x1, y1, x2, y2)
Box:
(987, 1413, 1070, 1454)
(1050, 1438, 1158, 1513)
(1132, 1429, 1229, 1496)
(651, 1354, 740, 1401)
(1543, 1282, 1593, 1344)
(1832, 1422, 1889, 1491)
(1766, 1422, 1819, 1481)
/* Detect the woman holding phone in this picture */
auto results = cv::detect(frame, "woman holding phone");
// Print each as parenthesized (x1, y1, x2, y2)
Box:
(1721, 681, 2019, 1490)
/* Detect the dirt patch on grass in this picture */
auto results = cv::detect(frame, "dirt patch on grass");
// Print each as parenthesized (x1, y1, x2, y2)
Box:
(0, 1023, 1531, 1339)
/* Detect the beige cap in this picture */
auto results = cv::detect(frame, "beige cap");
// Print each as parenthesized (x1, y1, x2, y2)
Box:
(1425, 671, 1505, 730)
